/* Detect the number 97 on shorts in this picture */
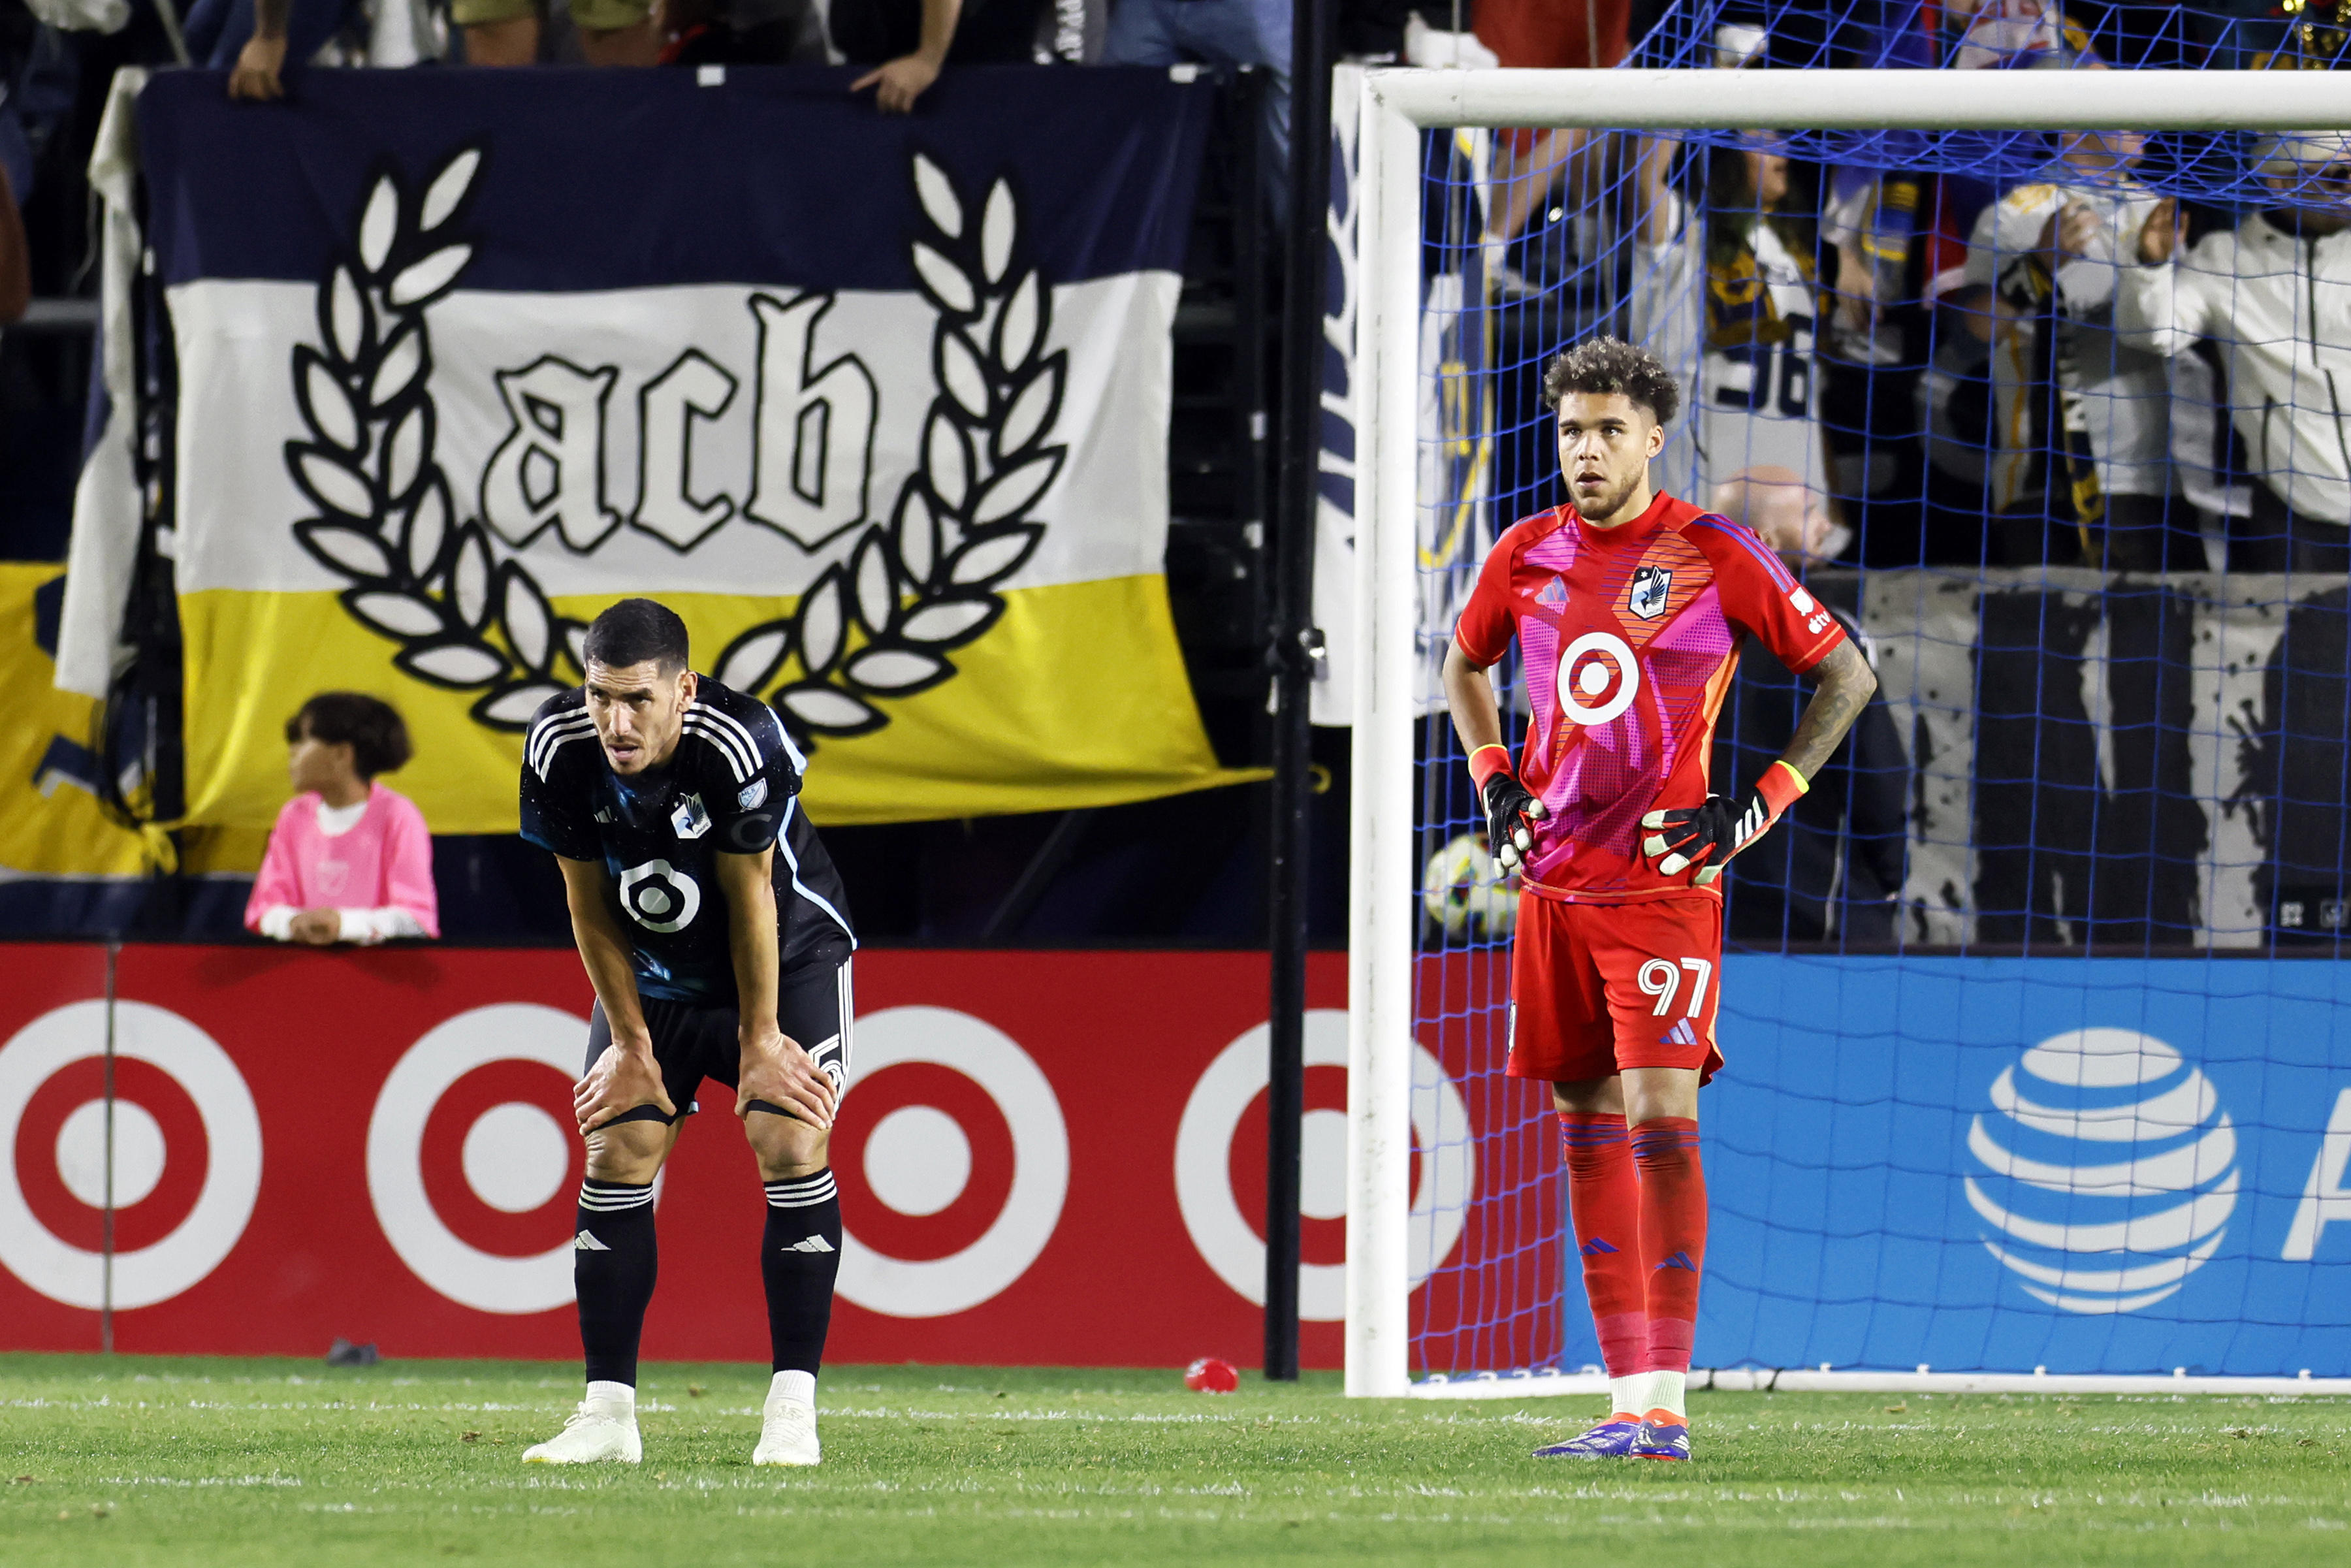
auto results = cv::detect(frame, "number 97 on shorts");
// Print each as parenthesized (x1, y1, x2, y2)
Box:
(1503, 893, 1727, 1087)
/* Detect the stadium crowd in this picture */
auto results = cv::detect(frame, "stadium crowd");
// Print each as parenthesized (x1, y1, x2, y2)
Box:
(10, 0, 2344, 574)
(2, 0, 2346, 951)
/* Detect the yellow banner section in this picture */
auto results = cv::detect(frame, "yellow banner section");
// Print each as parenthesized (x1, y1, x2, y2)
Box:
(179, 577, 1256, 834)
(0, 564, 149, 878)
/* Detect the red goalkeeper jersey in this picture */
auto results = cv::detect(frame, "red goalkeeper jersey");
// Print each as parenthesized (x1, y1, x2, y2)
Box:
(1452, 490, 1847, 904)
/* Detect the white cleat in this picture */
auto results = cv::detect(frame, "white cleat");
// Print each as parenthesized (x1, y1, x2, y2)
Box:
(751, 1396, 820, 1467)
(522, 1398, 642, 1464)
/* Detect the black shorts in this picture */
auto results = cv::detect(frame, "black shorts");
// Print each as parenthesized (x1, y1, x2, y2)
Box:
(585, 945, 854, 1126)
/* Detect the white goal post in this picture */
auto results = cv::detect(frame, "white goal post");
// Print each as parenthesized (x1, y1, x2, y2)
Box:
(1343, 67, 2351, 1400)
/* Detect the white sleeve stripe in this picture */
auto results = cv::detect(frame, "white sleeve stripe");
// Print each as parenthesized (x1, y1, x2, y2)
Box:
(681, 708, 756, 776)
(678, 714, 747, 777)
(528, 720, 600, 780)
(528, 714, 593, 760)
(681, 714, 755, 781)
(691, 704, 769, 774)
(526, 712, 596, 771)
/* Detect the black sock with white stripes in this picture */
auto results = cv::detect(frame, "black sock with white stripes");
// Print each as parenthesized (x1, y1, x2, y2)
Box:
(761, 1170, 841, 1377)
(574, 1179, 658, 1387)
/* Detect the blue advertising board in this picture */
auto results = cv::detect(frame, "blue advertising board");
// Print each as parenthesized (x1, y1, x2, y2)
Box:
(1553, 956, 2351, 1377)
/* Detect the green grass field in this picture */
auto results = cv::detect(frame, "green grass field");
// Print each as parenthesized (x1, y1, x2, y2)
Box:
(3, 1355, 2349, 1565)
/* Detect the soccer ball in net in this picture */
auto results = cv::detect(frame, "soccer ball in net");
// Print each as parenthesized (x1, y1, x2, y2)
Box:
(1420, 831, 1517, 942)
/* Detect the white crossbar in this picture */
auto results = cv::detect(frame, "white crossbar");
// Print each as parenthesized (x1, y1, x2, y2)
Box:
(1367, 66, 2351, 131)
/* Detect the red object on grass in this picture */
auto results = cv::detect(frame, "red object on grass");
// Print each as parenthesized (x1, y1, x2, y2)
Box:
(1184, 1356, 1240, 1394)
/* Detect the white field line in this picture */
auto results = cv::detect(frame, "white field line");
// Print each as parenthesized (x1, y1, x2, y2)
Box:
(1409, 1368, 2351, 1400)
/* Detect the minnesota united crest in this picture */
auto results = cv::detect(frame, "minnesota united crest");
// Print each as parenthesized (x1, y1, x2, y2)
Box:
(1627, 564, 1673, 620)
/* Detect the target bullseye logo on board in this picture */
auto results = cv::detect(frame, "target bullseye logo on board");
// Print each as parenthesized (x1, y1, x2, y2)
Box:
(0, 1001, 263, 1309)
(834, 1006, 1068, 1319)
(1174, 1010, 1472, 1321)
(366, 1004, 587, 1315)
(1558, 631, 1640, 727)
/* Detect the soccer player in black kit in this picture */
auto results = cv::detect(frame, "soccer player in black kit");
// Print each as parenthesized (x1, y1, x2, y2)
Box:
(517, 598, 855, 1467)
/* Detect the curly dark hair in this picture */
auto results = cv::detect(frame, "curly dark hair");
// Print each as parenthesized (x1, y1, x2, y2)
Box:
(1541, 336, 1682, 426)
(285, 692, 413, 780)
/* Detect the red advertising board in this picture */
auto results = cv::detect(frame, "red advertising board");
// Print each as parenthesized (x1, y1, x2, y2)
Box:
(0, 945, 1558, 1371)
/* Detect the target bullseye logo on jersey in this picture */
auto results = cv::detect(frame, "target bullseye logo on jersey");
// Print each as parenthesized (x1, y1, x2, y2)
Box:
(833, 1006, 1068, 1319)
(1966, 1028, 2237, 1316)
(367, 1004, 588, 1314)
(0, 1002, 263, 1309)
(1558, 631, 1640, 728)
(1175, 1010, 1471, 1321)
(619, 860, 701, 933)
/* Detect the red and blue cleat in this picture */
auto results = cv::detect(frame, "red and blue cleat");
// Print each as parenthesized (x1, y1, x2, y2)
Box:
(1531, 1413, 1642, 1459)
(1629, 1411, 1691, 1461)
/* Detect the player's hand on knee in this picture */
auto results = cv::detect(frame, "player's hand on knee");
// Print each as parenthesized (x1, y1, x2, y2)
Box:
(1480, 774, 1548, 876)
(573, 1044, 676, 1134)
(736, 1031, 837, 1129)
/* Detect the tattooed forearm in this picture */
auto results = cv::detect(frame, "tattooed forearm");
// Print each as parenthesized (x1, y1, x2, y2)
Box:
(1780, 638, 1876, 783)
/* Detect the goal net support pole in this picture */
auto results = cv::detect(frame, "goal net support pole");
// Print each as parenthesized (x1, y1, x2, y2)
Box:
(1345, 67, 2351, 1400)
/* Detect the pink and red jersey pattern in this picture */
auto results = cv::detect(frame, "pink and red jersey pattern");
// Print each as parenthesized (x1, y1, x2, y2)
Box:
(1453, 492, 1846, 904)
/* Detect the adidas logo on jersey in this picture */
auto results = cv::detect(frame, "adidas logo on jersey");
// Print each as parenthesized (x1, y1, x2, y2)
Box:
(783, 1236, 837, 1254)
(1661, 1018, 1700, 1049)
(1535, 576, 1567, 609)
(574, 1231, 611, 1251)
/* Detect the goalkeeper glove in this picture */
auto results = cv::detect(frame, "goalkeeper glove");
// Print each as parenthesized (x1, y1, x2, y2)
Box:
(1640, 760, 1809, 887)
(1467, 743, 1547, 875)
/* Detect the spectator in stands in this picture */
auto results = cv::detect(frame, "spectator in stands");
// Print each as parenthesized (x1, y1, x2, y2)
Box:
(200, 0, 359, 98)
(655, 0, 823, 63)
(833, 0, 1044, 111)
(1821, 8, 1934, 368)
(1966, 120, 2186, 568)
(1473, 0, 1630, 297)
(0, 140, 26, 328)
(246, 693, 438, 946)
(457, 0, 658, 67)
(1711, 477, 1907, 944)
(1100, 0, 1287, 191)
(1629, 121, 1836, 536)
(2118, 132, 2351, 573)
(1945, 0, 2094, 68)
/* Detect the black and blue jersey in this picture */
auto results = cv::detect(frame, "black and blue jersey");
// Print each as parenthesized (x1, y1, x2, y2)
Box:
(519, 676, 856, 1004)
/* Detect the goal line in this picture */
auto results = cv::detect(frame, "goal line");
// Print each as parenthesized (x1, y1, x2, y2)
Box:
(1406, 1368, 2351, 1401)
(1343, 67, 2351, 1400)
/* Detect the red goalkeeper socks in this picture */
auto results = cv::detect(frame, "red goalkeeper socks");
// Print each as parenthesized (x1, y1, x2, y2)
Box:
(1559, 1112, 1644, 1384)
(1631, 1116, 1706, 1379)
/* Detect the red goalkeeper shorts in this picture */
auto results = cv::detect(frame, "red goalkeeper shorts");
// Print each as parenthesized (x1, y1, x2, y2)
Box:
(1505, 891, 1726, 1085)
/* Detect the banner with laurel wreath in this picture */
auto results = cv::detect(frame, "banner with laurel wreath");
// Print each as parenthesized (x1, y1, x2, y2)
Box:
(131, 69, 1248, 833)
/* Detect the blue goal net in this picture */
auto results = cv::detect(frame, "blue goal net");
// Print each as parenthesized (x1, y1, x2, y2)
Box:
(1388, 10, 2351, 1384)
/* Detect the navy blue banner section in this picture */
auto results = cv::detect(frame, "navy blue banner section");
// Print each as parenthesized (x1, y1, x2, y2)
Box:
(139, 65, 1213, 293)
(1553, 956, 2351, 1377)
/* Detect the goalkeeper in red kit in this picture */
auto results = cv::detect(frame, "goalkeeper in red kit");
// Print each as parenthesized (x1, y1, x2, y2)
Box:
(1443, 338, 1877, 1462)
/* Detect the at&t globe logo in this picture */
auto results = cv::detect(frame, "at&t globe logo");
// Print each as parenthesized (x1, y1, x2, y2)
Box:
(1966, 1027, 2237, 1315)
